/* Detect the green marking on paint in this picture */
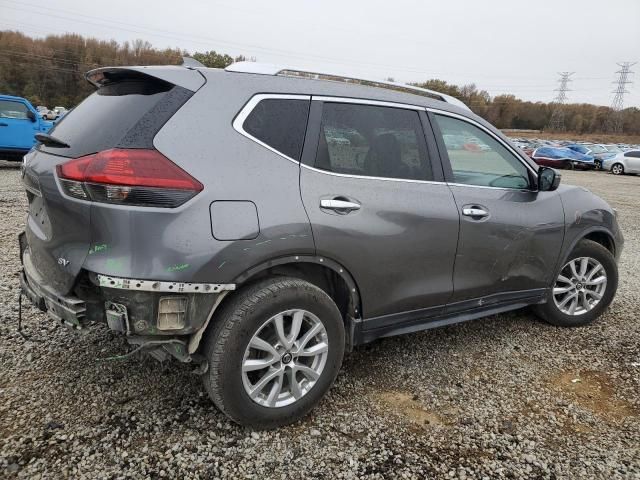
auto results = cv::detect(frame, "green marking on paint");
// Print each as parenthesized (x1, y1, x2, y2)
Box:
(88, 243, 109, 255)
(105, 258, 123, 271)
(167, 263, 190, 272)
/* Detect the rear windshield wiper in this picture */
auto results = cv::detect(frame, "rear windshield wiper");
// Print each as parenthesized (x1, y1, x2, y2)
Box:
(35, 133, 70, 148)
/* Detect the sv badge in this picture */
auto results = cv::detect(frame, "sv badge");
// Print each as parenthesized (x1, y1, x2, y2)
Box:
(57, 257, 70, 267)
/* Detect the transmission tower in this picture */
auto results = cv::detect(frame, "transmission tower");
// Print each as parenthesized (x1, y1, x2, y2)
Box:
(548, 72, 574, 131)
(606, 62, 636, 133)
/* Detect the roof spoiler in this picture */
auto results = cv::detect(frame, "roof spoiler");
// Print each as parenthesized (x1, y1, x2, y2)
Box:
(85, 65, 205, 92)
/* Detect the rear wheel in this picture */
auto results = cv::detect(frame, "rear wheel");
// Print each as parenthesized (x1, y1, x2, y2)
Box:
(534, 240, 617, 327)
(611, 163, 624, 175)
(202, 277, 345, 428)
(594, 160, 602, 170)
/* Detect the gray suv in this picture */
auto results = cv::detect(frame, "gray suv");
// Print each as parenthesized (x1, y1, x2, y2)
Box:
(19, 62, 623, 428)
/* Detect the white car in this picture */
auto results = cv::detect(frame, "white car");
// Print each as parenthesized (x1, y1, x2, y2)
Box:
(603, 150, 640, 175)
(52, 106, 68, 119)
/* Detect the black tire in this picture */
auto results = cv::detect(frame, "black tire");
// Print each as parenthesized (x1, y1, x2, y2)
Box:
(533, 240, 618, 327)
(611, 163, 624, 175)
(594, 160, 602, 170)
(201, 277, 345, 429)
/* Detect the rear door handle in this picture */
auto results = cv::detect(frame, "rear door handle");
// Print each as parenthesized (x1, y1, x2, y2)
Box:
(462, 206, 489, 218)
(320, 199, 361, 212)
(0, 123, 8, 127)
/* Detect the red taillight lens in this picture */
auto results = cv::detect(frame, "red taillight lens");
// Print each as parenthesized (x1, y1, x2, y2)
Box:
(56, 149, 203, 207)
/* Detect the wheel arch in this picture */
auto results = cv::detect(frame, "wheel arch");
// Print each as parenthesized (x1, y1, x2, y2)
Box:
(232, 255, 362, 319)
(189, 255, 363, 354)
(560, 227, 617, 269)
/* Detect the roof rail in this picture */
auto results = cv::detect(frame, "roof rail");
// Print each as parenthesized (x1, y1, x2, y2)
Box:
(225, 62, 470, 111)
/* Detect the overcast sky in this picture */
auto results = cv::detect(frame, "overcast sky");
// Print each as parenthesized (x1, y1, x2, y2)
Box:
(2, 0, 639, 107)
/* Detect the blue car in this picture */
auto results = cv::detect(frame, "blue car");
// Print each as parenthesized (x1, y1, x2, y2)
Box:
(567, 144, 616, 170)
(0, 94, 54, 161)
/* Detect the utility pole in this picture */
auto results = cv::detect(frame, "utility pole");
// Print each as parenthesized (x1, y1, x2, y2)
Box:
(607, 62, 636, 134)
(548, 72, 574, 131)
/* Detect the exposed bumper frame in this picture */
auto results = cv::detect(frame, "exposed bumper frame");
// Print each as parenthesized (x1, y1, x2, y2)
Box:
(94, 273, 235, 294)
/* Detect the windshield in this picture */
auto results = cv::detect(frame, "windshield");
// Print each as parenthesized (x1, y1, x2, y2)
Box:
(589, 145, 607, 154)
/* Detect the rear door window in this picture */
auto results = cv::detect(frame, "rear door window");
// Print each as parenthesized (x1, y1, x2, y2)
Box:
(242, 98, 310, 161)
(314, 103, 432, 181)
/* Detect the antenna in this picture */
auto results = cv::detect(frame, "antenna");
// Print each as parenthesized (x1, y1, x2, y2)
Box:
(548, 72, 574, 131)
(606, 62, 636, 133)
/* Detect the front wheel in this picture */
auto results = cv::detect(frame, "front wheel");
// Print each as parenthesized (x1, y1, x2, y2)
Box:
(202, 277, 345, 429)
(534, 240, 618, 327)
(594, 160, 602, 170)
(611, 163, 624, 175)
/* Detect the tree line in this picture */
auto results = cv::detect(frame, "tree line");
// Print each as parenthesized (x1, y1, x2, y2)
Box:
(1, 30, 638, 135)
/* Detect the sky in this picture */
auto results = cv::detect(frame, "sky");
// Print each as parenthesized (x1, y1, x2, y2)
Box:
(1, 0, 639, 107)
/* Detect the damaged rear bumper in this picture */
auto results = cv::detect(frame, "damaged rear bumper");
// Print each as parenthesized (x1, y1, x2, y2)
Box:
(20, 247, 87, 329)
(19, 231, 235, 362)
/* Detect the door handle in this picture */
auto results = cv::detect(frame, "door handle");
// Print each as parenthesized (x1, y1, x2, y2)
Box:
(0, 123, 8, 127)
(462, 206, 489, 218)
(320, 199, 361, 212)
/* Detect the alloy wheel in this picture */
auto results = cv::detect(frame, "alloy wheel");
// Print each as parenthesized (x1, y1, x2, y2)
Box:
(242, 309, 329, 408)
(612, 164, 624, 175)
(553, 257, 607, 316)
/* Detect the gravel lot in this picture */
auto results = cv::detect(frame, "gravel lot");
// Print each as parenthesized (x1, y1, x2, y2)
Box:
(1, 161, 638, 479)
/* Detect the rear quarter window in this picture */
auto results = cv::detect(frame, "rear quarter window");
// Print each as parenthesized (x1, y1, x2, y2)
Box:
(241, 98, 310, 161)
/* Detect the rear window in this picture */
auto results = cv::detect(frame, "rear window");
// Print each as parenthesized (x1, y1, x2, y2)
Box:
(39, 79, 176, 158)
(242, 98, 310, 161)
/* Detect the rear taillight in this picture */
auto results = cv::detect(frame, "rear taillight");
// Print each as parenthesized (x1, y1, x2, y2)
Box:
(56, 149, 203, 207)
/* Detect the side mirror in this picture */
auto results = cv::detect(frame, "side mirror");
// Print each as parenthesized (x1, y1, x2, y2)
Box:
(26, 110, 37, 122)
(538, 166, 561, 191)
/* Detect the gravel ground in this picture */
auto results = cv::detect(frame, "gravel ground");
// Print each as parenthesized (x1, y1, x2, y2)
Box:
(1, 160, 638, 479)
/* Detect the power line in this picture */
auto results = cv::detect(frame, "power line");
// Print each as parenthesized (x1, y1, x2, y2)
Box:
(606, 62, 636, 133)
(0, 0, 578, 82)
(548, 72, 574, 131)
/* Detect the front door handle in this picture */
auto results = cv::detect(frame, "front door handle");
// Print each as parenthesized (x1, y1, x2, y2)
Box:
(0, 122, 8, 127)
(320, 199, 361, 212)
(462, 206, 489, 218)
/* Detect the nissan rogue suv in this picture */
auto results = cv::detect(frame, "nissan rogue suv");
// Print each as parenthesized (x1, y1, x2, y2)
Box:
(19, 61, 623, 428)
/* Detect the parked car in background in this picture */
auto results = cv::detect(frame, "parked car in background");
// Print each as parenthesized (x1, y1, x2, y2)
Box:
(602, 150, 640, 175)
(531, 146, 595, 170)
(40, 108, 57, 120)
(19, 62, 623, 428)
(36, 106, 49, 118)
(603, 144, 623, 154)
(52, 106, 68, 119)
(567, 144, 616, 170)
(0, 94, 54, 161)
